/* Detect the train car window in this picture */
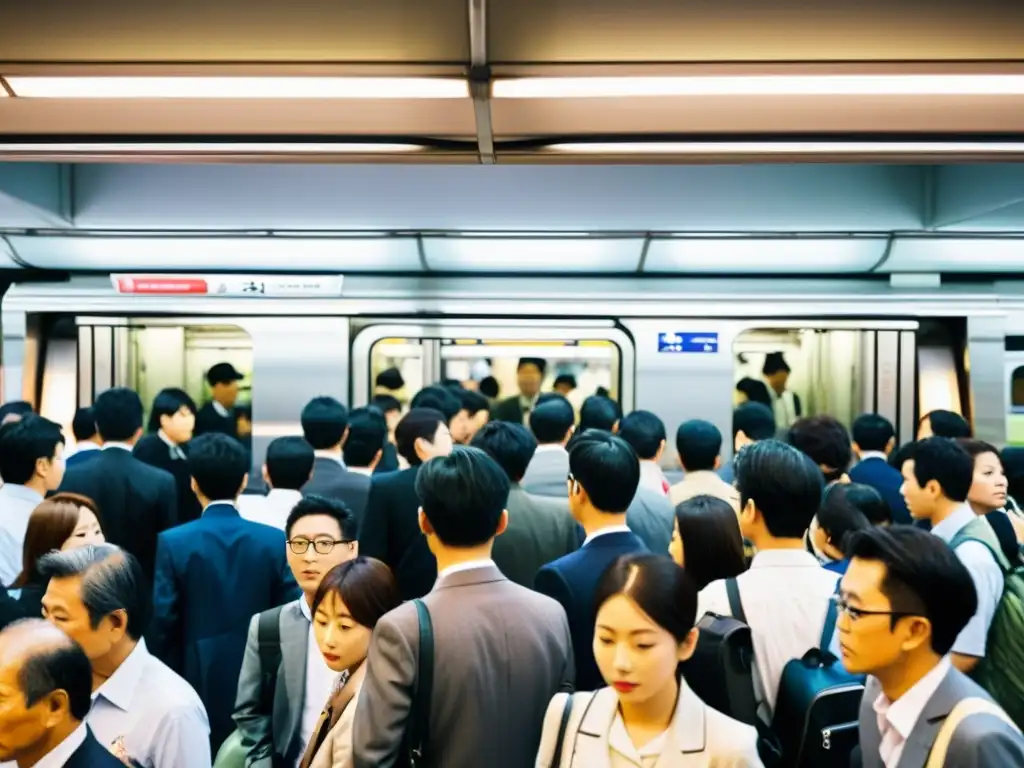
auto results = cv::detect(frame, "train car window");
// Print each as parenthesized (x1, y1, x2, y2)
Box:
(1011, 366, 1024, 409)
(370, 338, 422, 407)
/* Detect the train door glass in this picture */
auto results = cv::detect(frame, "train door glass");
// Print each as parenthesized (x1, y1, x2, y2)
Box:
(369, 338, 424, 406)
(1005, 353, 1024, 445)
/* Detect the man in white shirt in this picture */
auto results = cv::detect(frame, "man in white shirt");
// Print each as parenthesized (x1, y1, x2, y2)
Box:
(0, 415, 66, 586)
(238, 437, 315, 531)
(234, 495, 358, 767)
(341, 407, 389, 477)
(697, 439, 838, 716)
(39, 544, 211, 768)
(763, 352, 801, 431)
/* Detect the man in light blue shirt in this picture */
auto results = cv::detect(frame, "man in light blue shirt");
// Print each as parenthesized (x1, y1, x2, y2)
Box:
(900, 437, 1003, 671)
(0, 415, 66, 587)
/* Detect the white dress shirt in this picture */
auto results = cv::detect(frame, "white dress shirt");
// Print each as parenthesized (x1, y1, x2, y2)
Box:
(102, 442, 134, 452)
(65, 441, 100, 459)
(609, 714, 667, 768)
(237, 489, 303, 531)
(871, 657, 952, 767)
(33, 722, 87, 768)
(0, 483, 44, 586)
(583, 525, 633, 548)
(347, 466, 374, 477)
(157, 430, 187, 461)
(638, 461, 670, 496)
(297, 598, 341, 768)
(87, 638, 212, 768)
(212, 401, 230, 418)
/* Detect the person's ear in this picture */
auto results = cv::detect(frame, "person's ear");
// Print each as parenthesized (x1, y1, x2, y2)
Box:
(677, 627, 699, 662)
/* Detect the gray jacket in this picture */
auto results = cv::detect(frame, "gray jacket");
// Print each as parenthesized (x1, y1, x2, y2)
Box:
(352, 563, 574, 768)
(302, 457, 371, 523)
(626, 485, 675, 556)
(521, 447, 571, 498)
(493, 485, 581, 588)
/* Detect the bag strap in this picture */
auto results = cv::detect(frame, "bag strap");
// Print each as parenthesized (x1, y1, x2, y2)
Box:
(950, 518, 1013, 574)
(550, 694, 575, 768)
(925, 697, 1021, 768)
(819, 588, 840, 651)
(725, 578, 746, 624)
(408, 599, 435, 767)
(257, 605, 284, 714)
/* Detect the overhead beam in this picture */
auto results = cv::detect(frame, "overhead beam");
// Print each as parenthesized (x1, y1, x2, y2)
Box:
(931, 165, 1024, 229)
(468, 0, 496, 164)
(0, 163, 72, 229)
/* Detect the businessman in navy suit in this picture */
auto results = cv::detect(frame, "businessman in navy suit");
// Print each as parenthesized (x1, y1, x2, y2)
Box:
(534, 430, 648, 692)
(149, 433, 299, 754)
(848, 414, 912, 525)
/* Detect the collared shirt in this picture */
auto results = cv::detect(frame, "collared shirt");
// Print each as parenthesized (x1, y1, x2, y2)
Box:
(609, 714, 667, 768)
(0, 483, 44, 586)
(314, 450, 346, 468)
(87, 638, 211, 768)
(930, 504, 1004, 657)
(237, 489, 302, 531)
(697, 548, 840, 714)
(766, 383, 799, 430)
(33, 722, 87, 768)
(66, 441, 100, 459)
(438, 558, 496, 579)
(102, 441, 133, 452)
(872, 657, 952, 767)
(347, 466, 373, 477)
(583, 525, 633, 548)
(638, 461, 670, 496)
(857, 451, 889, 463)
(533, 443, 567, 455)
(297, 598, 341, 768)
(157, 430, 187, 461)
(212, 401, 230, 418)
(203, 500, 237, 512)
(519, 394, 538, 425)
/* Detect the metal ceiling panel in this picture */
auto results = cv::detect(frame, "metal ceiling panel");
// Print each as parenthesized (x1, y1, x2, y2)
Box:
(643, 237, 889, 274)
(885, 238, 1024, 273)
(422, 235, 645, 272)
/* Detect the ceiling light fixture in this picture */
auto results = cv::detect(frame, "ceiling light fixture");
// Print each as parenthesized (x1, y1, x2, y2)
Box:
(493, 74, 1024, 99)
(545, 141, 1024, 155)
(4, 76, 470, 99)
(0, 142, 425, 154)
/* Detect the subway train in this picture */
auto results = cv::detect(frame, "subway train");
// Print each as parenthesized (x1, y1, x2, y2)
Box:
(4, 272, 1024, 476)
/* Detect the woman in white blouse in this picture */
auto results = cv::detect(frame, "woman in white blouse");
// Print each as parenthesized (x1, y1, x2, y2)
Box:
(536, 554, 762, 768)
(297, 557, 401, 768)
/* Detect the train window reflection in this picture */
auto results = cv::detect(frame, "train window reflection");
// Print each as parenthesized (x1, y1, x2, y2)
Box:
(370, 338, 422, 407)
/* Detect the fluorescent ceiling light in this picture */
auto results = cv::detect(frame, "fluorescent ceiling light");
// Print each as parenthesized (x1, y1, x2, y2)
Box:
(4, 76, 469, 99)
(0, 142, 423, 154)
(546, 141, 1024, 155)
(493, 74, 1024, 99)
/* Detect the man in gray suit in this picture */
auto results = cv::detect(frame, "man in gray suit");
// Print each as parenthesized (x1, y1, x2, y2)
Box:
(617, 410, 676, 555)
(471, 421, 582, 587)
(352, 446, 575, 768)
(300, 396, 371, 522)
(520, 396, 575, 497)
(839, 526, 1024, 767)
(233, 496, 359, 766)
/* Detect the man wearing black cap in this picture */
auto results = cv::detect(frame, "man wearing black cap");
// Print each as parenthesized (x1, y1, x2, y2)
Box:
(195, 362, 245, 439)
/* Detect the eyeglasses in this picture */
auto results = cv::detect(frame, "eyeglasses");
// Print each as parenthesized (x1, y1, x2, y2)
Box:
(831, 594, 920, 622)
(287, 538, 353, 555)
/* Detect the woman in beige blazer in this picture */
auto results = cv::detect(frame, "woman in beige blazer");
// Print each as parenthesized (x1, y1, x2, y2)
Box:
(298, 557, 402, 768)
(536, 554, 762, 768)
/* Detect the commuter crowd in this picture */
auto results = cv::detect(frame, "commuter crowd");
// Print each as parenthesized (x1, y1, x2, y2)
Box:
(0, 355, 1020, 767)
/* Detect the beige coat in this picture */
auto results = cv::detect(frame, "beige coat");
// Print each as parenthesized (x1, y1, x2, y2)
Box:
(669, 470, 741, 514)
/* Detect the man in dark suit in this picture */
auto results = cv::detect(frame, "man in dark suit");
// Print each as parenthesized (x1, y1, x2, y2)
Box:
(491, 357, 546, 425)
(134, 387, 203, 525)
(0, 618, 123, 768)
(149, 433, 298, 753)
(58, 387, 178, 584)
(471, 421, 581, 587)
(300, 396, 371, 522)
(194, 361, 244, 439)
(358, 408, 453, 601)
(65, 407, 101, 468)
(849, 413, 912, 524)
(535, 430, 648, 692)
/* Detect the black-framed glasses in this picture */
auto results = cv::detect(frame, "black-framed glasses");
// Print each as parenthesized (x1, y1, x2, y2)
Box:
(287, 538, 354, 555)
(831, 594, 920, 622)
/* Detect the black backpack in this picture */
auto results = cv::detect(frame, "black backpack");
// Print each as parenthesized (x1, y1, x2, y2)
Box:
(770, 596, 865, 767)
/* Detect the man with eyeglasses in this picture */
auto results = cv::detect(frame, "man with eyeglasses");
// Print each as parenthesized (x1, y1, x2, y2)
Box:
(838, 525, 1024, 767)
(233, 495, 358, 768)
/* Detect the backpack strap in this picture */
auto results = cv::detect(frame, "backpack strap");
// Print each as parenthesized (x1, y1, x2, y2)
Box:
(925, 697, 1021, 768)
(819, 587, 840, 652)
(550, 693, 575, 768)
(725, 578, 746, 624)
(407, 599, 435, 767)
(949, 516, 1013, 574)
(257, 605, 284, 715)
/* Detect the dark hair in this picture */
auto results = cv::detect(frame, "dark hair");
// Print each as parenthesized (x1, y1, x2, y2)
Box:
(395, 408, 447, 466)
(673, 496, 747, 591)
(956, 438, 1001, 462)
(921, 409, 971, 439)
(787, 415, 853, 482)
(529, 397, 575, 445)
(517, 358, 547, 376)
(535, 391, 566, 407)
(370, 394, 402, 415)
(845, 526, 978, 656)
(411, 386, 461, 425)
(457, 387, 490, 417)
(888, 441, 916, 471)
(580, 395, 619, 433)
(553, 374, 577, 390)
(735, 439, 824, 538)
(817, 485, 872, 557)
(470, 421, 537, 483)
(0, 414, 64, 485)
(187, 433, 249, 500)
(146, 388, 197, 434)
(675, 420, 722, 472)
(286, 494, 357, 541)
(17, 629, 94, 721)
(343, 407, 388, 468)
(375, 367, 405, 392)
(733, 402, 776, 441)
(0, 401, 33, 424)
(851, 413, 895, 453)
(569, 431, 640, 513)
(594, 554, 699, 642)
(38, 544, 151, 640)
(265, 436, 314, 491)
(910, 437, 974, 503)
(300, 397, 348, 450)
(735, 378, 772, 408)
(478, 376, 500, 399)
(1001, 446, 1024, 506)
(762, 352, 791, 376)
(311, 557, 402, 629)
(12, 493, 101, 589)
(617, 411, 666, 461)
(92, 387, 143, 442)
(71, 408, 96, 442)
(415, 446, 509, 547)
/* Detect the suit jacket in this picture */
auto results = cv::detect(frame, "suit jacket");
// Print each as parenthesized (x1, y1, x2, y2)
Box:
(302, 457, 371, 523)
(537, 681, 761, 768)
(492, 485, 581, 588)
(626, 485, 675, 556)
(65, 448, 100, 468)
(351, 563, 574, 768)
(65, 727, 129, 768)
(301, 665, 365, 768)
(491, 395, 526, 425)
(374, 442, 400, 475)
(521, 447, 571, 498)
(854, 666, 1024, 768)
(849, 457, 912, 525)
(233, 600, 310, 767)
(58, 447, 178, 584)
(534, 530, 648, 692)
(149, 503, 299, 753)
(195, 402, 238, 439)
(359, 466, 435, 601)
(133, 433, 203, 526)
